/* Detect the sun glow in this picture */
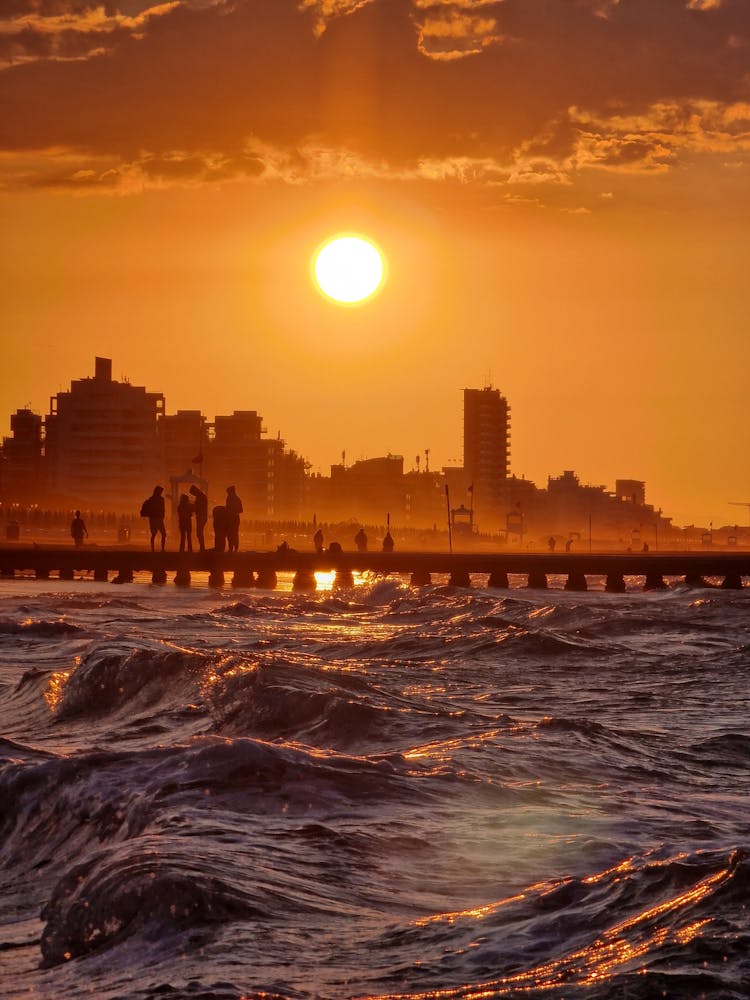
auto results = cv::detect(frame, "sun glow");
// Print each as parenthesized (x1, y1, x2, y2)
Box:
(313, 234, 386, 305)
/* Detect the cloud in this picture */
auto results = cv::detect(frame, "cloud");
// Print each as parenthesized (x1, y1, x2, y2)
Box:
(414, 8, 503, 60)
(0, 0, 748, 205)
(0, 1, 183, 67)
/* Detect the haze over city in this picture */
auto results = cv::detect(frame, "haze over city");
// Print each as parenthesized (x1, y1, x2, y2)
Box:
(2, 0, 749, 528)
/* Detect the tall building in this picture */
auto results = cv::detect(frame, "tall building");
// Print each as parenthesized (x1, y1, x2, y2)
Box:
(0, 409, 44, 504)
(44, 357, 165, 511)
(463, 386, 510, 514)
(205, 411, 273, 519)
(163, 410, 208, 479)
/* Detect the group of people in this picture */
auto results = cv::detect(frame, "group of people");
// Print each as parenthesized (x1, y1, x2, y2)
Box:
(140, 485, 243, 553)
(312, 526, 394, 554)
(74, 488, 395, 556)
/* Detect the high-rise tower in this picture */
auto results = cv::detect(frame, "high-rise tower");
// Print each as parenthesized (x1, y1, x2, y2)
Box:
(463, 386, 510, 511)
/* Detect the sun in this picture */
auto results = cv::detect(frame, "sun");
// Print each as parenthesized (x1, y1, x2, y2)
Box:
(313, 234, 386, 305)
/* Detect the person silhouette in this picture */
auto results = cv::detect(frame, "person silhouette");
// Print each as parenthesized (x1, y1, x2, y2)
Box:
(212, 505, 228, 552)
(313, 528, 324, 553)
(382, 531, 394, 553)
(177, 493, 194, 553)
(189, 485, 208, 552)
(354, 528, 368, 552)
(548, 536, 556, 552)
(141, 486, 166, 552)
(70, 510, 87, 547)
(225, 486, 243, 552)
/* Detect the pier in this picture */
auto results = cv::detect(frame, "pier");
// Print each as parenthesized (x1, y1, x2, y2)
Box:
(0, 547, 747, 590)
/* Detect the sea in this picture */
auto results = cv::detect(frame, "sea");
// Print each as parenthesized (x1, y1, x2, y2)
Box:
(1, 571, 748, 1000)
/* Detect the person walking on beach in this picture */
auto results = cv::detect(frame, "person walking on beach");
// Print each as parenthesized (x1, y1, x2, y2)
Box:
(382, 530, 394, 553)
(177, 493, 194, 553)
(70, 511, 88, 547)
(225, 486, 243, 553)
(313, 527, 324, 553)
(189, 484, 208, 552)
(140, 486, 166, 552)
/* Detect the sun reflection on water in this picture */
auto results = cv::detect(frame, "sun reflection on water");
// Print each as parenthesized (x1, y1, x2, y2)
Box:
(358, 859, 731, 1000)
(44, 668, 72, 712)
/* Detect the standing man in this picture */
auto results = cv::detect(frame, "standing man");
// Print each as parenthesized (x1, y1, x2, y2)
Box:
(189, 484, 208, 552)
(225, 485, 243, 552)
(70, 510, 88, 547)
(140, 485, 166, 552)
(177, 493, 194, 553)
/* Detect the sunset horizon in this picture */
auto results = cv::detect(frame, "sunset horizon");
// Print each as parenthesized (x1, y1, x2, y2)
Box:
(2, 6, 750, 998)
(2, 1, 749, 529)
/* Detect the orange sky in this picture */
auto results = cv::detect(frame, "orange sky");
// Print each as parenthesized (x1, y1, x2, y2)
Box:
(1, 0, 749, 527)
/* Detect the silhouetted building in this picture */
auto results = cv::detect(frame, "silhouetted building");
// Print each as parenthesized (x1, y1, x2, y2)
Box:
(327, 455, 405, 523)
(463, 387, 510, 516)
(204, 411, 305, 519)
(163, 410, 208, 480)
(0, 408, 44, 504)
(44, 357, 165, 511)
(615, 479, 646, 506)
(403, 470, 446, 526)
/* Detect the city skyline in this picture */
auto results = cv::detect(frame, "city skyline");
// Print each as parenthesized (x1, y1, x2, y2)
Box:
(1, 1, 749, 528)
(0, 357, 728, 538)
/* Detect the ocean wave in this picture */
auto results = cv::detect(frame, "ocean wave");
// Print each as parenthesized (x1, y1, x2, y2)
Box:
(0, 618, 85, 638)
(40, 841, 264, 966)
(54, 642, 211, 721)
(363, 848, 748, 1000)
(689, 733, 750, 768)
(204, 656, 470, 752)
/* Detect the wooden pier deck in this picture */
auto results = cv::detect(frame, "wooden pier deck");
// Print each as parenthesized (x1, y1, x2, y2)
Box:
(0, 546, 748, 591)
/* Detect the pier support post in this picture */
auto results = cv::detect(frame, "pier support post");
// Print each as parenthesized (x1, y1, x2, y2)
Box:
(151, 568, 167, 585)
(231, 568, 255, 589)
(721, 573, 743, 590)
(487, 570, 509, 589)
(59, 567, 75, 581)
(334, 569, 354, 589)
(1, 568, 15, 579)
(93, 567, 108, 583)
(527, 571, 547, 589)
(35, 568, 49, 580)
(564, 571, 587, 592)
(174, 568, 191, 587)
(112, 568, 133, 584)
(448, 570, 471, 588)
(644, 572, 667, 591)
(256, 569, 277, 590)
(293, 569, 317, 592)
(410, 569, 432, 587)
(208, 568, 225, 589)
(684, 573, 711, 588)
(605, 573, 626, 593)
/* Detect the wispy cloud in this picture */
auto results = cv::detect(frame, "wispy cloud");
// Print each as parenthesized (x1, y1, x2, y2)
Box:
(0, 1, 182, 67)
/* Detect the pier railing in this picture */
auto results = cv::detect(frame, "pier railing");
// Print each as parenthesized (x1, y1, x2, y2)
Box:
(0, 547, 747, 591)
